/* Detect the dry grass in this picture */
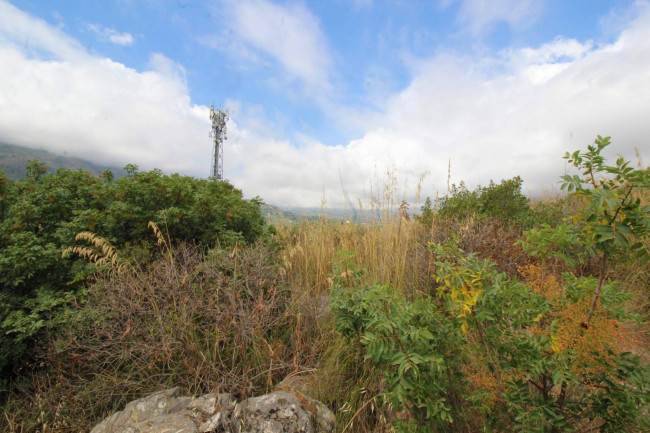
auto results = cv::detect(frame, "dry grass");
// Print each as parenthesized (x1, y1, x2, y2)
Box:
(276, 216, 429, 295)
(2, 243, 298, 432)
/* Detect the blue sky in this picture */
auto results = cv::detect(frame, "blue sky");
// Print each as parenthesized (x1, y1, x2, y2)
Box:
(1, 0, 649, 207)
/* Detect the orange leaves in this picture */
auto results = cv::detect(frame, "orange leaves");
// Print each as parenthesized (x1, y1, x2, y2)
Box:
(462, 361, 526, 409)
(463, 362, 501, 407)
(520, 264, 630, 383)
(519, 263, 561, 302)
(553, 297, 625, 381)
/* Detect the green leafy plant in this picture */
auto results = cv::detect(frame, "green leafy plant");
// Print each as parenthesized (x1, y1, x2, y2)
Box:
(330, 251, 464, 432)
(436, 177, 531, 227)
(330, 137, 649, 432)
(415, 197, 434, 229)
(560, 135, 649, 326)
(0, 163, 270, 384)
(430, 236, 649, 432)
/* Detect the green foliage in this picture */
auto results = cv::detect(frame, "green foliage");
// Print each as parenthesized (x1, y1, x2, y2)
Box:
(25, 160, 48, 180)
(518, 223, 590, 267)
(0, 163, 269, 384)
(330, 251, 464, 431)
(0, 168, 7, 215)
(415, 197, 434, 228)
(330, 137, 649, 432)
(432, 237, 649, 432)
(479, 177, 530, 224)
(527, 199, 569, 228)
(437, 177, 531, 226)
(436, 181, 480, 220)
(331, 238, 649, 432)
(561, 135, 649, 262)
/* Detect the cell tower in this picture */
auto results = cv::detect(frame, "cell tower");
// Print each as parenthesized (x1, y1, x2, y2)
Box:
(209, 105, 228, 180)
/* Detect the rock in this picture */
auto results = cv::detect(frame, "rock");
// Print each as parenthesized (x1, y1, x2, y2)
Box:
(90, 387, 334, 433)
(90, 387, 195, 433)
(187, 393, 236, 418)
(238, 390, 335, 433)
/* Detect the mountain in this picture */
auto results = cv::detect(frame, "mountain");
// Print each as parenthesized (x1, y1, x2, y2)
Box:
(261, 203, 356, 223)
(262, 204, 377, 223)
(0, 142, 126, 180)
(260, 203, 302, 223)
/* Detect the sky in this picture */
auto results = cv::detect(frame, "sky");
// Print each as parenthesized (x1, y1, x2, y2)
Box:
(0, 0, 649, 209)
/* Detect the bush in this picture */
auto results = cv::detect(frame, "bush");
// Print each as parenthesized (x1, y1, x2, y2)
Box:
(1, 242, 295, 431)
(415, 197, 435, 228)
(330, 251, 466, 432)
(0, 163, 269, 386)
(330, 235, 649, 432)
(436, 177, 531, 227)
(330, 137, 650, 432)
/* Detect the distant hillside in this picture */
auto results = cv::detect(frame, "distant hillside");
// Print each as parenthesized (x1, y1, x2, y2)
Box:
(261, 203, 302, 223)
(261, 204, 356, 223)
(261, 204, 376, 223)
(0, 142, 126, 180)
(286, 207, 376, 222)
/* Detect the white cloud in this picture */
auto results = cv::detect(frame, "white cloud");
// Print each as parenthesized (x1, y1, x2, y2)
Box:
(109, 32, 133, 46)
(223, 3, 650, 207)
(456, 0, 544, 35)
(0, 1, 208, 175)
(148, 53, 187, 87)
(211, 0, 332, 91)
(87, 23, 134, 46)
(0, 1, 89, 61)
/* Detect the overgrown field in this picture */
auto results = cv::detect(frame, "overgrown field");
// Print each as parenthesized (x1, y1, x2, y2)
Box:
(1, 137, 648, 432)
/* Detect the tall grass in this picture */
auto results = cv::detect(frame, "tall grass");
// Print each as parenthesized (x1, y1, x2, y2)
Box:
(276, 217, 427, 295)
(276, 170, 434, 297)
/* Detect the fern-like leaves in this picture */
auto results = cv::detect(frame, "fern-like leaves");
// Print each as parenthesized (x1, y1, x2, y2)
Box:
(62, 231, 132, 274)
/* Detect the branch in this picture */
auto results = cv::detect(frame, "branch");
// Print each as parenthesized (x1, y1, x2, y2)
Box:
(609, 185, 633, 223)
(584, 253, 607, 327)
(472, 313, 503, 395)
(582, 381, 626, 393)
(527, 379, 546, 395)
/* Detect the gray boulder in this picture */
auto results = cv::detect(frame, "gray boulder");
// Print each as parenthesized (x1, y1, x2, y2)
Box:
(90, 387, 334, 433)
(235, 390, 335, 433)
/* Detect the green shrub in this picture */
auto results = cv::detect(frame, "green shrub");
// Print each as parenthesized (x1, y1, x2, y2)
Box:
(436, 181, 481, 221)
(436, 177, 531, 227)
(330, 236, 649, 432)
(415, 197, 435, 228)
(0, 163, 269, 385)
(329, 250, 465, 432)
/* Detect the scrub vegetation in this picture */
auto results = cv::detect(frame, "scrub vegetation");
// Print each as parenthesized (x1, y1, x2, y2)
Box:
(0, 136, 648, 432)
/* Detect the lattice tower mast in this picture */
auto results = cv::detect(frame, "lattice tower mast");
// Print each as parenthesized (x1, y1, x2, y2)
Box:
(209, 105, 228, 180)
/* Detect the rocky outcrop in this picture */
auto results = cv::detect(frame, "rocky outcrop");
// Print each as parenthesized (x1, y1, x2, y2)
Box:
(90, 387, 335, 433)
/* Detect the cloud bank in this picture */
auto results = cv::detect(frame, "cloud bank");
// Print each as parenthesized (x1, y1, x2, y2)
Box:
(227, 2, 650, 206)
(0, 0, 649, 209)
(0, 1, 209, 175)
